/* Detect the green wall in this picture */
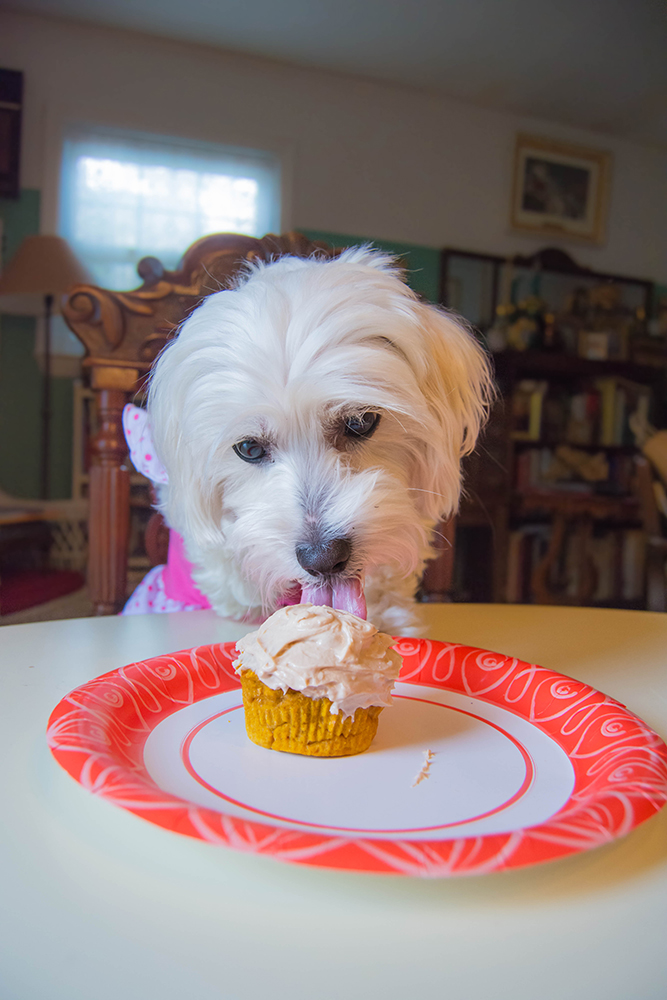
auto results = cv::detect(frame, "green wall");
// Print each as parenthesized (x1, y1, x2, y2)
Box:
(0, 189, 73, 499)
(300, 229, 441, 303)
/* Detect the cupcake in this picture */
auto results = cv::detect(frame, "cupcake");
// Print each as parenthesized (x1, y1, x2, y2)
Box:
(233, 603, 402, 756)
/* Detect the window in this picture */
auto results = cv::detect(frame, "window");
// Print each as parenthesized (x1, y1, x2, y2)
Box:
(59, 127, 281, 290)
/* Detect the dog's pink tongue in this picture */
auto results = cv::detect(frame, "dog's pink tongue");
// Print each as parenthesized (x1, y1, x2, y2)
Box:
(301, 577, 367, 619)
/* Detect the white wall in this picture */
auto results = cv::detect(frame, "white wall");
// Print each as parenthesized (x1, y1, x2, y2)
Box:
(2, 9, 666, 282)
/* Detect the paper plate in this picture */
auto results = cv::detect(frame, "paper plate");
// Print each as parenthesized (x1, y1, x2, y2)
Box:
(47, 638, 667, 877)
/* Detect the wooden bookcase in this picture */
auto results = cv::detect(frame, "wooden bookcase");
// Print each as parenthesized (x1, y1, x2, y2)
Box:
(441, 247, 665, 608)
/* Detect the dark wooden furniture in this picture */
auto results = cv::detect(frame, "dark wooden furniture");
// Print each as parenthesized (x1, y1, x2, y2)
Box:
(441, 246, 664, 608)
(440, 246, 654, 332)
(518, 490, 640, 605)
(419, 518, 455, 603)
(633, 455, 667, 613)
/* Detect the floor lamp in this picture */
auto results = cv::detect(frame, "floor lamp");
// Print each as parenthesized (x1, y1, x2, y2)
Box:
(0, 235, 91, 499)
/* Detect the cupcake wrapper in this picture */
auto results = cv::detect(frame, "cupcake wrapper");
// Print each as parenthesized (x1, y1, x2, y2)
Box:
(240, 669, 382, 756)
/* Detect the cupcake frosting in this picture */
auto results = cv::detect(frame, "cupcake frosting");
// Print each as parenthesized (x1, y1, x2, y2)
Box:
(234, 603, 402, 717)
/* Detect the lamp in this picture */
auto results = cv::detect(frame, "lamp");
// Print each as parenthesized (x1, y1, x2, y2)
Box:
(0, 235, 91, 499)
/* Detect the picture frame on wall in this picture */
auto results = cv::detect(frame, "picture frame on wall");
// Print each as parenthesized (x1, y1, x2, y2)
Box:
(510, 133, 612, 245)
(0, 68, 23, 200)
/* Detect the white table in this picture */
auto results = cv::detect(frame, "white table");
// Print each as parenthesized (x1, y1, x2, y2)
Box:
(1, 604, 666, 1000)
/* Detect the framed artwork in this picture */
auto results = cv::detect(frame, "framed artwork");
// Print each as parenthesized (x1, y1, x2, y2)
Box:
(511, 133, 612, 245)
(0, 68, 23, 199)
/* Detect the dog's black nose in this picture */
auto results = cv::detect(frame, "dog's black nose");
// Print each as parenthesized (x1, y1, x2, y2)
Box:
(296, 538, 352, 576)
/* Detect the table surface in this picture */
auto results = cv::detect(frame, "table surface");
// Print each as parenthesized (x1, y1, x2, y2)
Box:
(1, 604, 666, 1000)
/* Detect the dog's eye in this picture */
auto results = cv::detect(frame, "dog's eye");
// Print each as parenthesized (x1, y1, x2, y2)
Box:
(233, 439, 268, 463)
(343, 412, 380, 439)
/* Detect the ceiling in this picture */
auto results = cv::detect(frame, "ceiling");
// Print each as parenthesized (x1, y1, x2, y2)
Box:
(8, 0, 667, 148)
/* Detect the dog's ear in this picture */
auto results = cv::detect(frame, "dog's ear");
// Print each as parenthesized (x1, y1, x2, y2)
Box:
(147, 345, 228, 549)
(122, 404, 169, 484)
(410, 304, 494, 523)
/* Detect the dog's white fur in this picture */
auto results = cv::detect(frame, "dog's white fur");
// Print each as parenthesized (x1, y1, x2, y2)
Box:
(148, 248, 492, 633)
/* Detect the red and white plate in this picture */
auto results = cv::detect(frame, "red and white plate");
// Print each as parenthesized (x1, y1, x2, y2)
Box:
(47, 638, 667, 877)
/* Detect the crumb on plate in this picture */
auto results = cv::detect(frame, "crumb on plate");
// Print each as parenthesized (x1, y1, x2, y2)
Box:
(412, 749, 435, 787)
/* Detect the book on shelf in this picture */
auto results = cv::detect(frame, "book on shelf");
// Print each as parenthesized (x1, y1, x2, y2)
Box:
(621, 530, 645, 601)
(514, 444, 633, 496)
(564, 390, 600, 445)
(510, 380, 548, 440)
(510, 376, 651, 451)
(506, 524, 646, 605)
(595, 376, 651, 447)
(589, 530, 645, 603)
(506, 525, 550, 603)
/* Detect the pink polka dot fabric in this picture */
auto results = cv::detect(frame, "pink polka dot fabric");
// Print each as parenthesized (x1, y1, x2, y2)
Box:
(122, 565, 206, 615)
(121, 404, 208, 616)
(122, 404, 169, 484)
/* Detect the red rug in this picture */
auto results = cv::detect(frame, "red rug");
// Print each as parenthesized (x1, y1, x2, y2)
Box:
(0, 570, 85, 615)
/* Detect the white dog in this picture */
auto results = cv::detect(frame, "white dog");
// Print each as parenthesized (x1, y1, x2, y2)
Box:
(125, 248, 492, 633)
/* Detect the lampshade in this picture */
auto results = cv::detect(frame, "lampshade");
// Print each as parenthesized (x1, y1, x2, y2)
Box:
(0, 234, 91, 299)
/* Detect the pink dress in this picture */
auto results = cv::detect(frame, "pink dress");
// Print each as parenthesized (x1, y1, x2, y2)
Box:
(121, 405, 212, 615)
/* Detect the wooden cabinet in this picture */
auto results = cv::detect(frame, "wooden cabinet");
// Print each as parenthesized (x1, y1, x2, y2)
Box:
(441, 247, 665, 607)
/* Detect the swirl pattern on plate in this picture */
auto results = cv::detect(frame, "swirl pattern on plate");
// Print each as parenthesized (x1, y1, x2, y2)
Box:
(47, 639, 667, 877)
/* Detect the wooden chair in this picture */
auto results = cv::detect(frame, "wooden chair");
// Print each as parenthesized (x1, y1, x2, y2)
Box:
(63, 230, 455, 614)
